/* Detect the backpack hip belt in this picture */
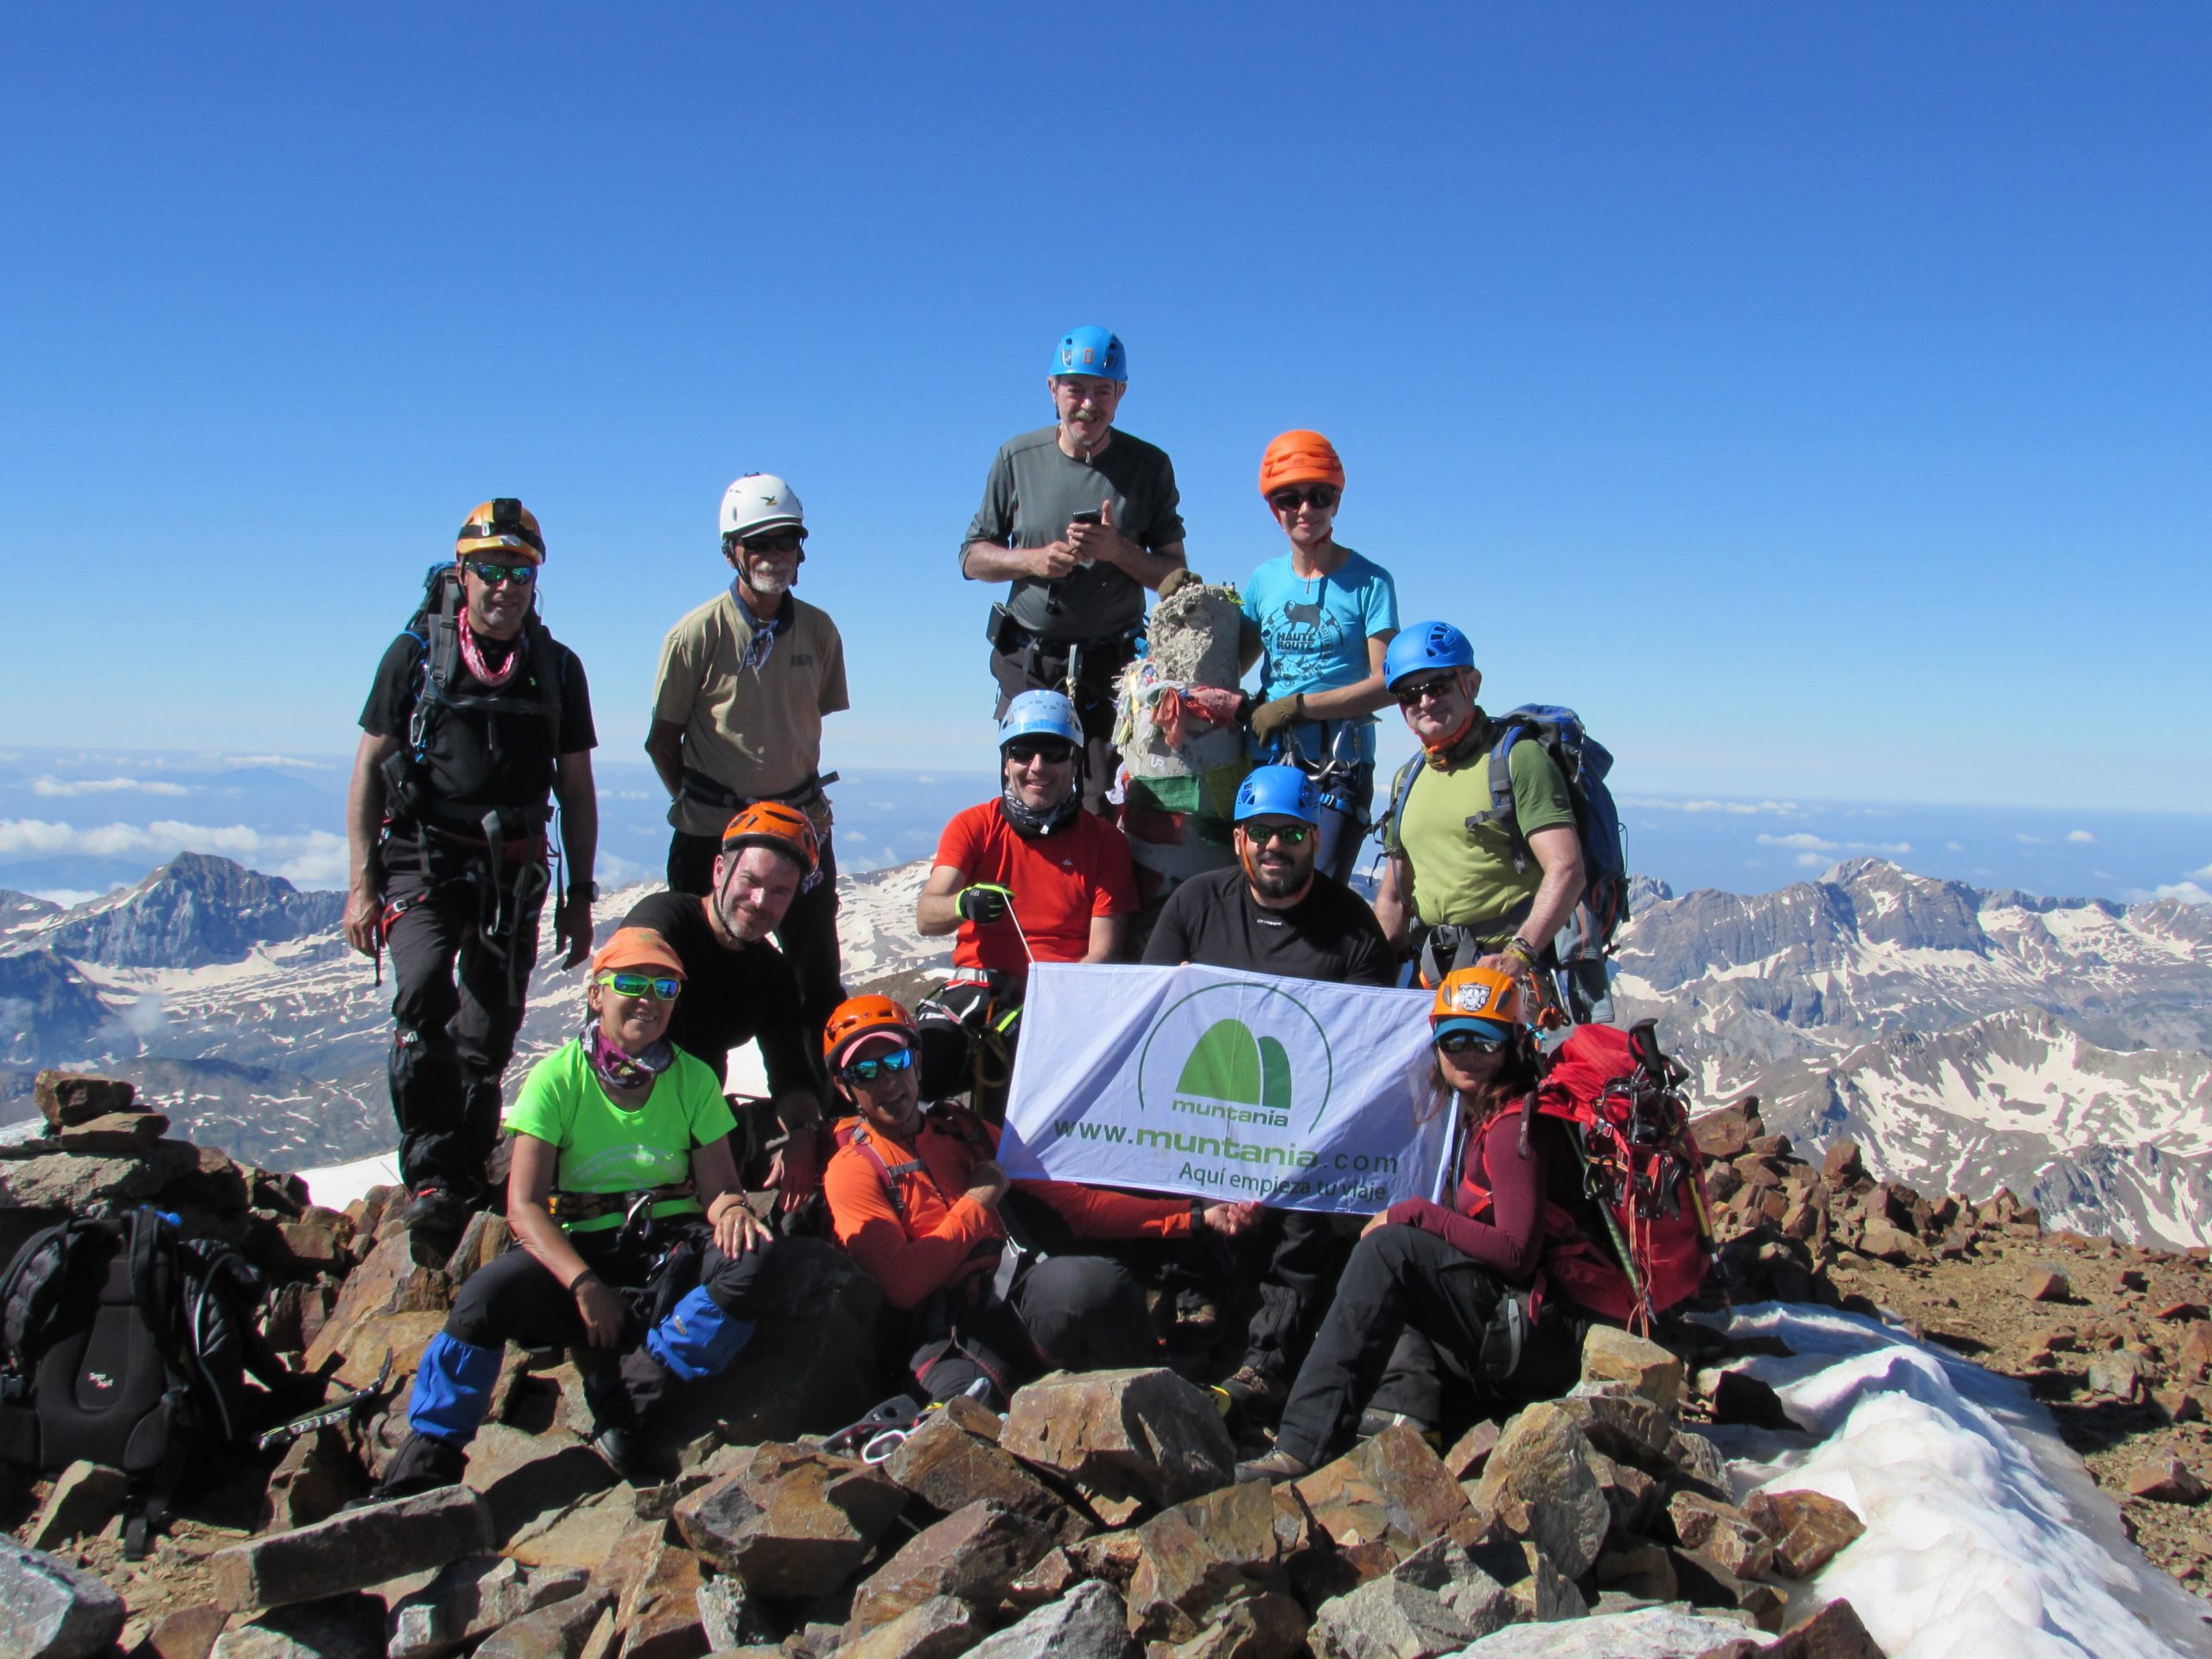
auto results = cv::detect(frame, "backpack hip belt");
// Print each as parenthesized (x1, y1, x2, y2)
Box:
(677, 766, 836, 815)
(544, 1181, 698, 1225)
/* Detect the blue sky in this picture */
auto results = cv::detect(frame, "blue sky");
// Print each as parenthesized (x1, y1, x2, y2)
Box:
(3, 7, 2208, 831)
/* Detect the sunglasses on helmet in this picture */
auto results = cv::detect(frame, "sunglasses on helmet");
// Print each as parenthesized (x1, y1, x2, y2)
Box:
(598, 971, 681, 1001)
(841, 1045, 916, 1084)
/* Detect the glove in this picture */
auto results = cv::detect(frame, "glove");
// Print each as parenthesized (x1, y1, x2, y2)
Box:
(957, 885, 1012, 925)
(1249, 695, 1304, 743)
(1156, 569, 1201, 601)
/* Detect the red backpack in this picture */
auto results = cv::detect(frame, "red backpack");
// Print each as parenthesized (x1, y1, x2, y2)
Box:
(1533, 1021, 1715, 1331)
(1457, 1021, 1715, 1332)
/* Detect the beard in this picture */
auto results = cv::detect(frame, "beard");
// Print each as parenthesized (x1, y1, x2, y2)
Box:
(745, 569, 791, 599)
(1242, 846, 1314, 901)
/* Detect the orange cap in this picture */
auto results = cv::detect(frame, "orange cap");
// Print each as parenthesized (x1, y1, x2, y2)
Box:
(591, 927, 686, 982)
(1258, 430, 1345, 498)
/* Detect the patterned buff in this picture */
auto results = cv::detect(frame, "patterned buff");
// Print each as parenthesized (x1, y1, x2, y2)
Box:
(582, 1019, 675, 1093)
(1000, 785, 1079, 838)
(458, 615, 525, 688)
(731, 583, 790, 672)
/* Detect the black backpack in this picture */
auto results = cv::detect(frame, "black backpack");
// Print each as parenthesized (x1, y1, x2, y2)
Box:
(0, 1207, 280, 1554)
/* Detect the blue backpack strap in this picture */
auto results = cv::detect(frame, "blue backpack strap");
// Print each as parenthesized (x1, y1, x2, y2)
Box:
(1472, 723, 1531, 874)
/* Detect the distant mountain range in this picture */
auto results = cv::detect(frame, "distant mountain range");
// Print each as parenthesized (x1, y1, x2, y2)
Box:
(5, 850, 2208, 1248)
(1613, 857, 2212, 1247)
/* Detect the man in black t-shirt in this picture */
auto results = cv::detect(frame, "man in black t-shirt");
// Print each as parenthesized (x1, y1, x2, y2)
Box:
(623, 803, 830, 1218)
(343, 499, 599, 1254)
(1141, 765, 1395, 1420)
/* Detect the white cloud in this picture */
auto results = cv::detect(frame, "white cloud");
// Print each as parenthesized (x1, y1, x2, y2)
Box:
(2152, 881, 2212, 907)
(1624, 798, 1799, 816)
(1758, 833, 1839, 852)
(29, 889, 105, 908)
(2066, 830, 2094, 844)
(2190, 861, 2212, 880)
(2015, 833, 2050, 845)
(1869, 842, 1912, 855)
(1795, 853, 1828, 868)
(0, 818, 347, 888)
(1946, 842, 1963, 851)
(30, 777, 192, 798)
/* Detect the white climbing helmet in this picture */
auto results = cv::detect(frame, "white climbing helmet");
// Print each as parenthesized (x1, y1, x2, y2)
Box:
(718, 474, 806, 545)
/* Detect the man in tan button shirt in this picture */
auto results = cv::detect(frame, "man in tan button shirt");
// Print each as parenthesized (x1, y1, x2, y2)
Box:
(647, 474, 849, 1029)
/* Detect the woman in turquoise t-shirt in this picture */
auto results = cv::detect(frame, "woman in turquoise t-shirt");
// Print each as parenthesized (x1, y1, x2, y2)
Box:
(1239, 430, 1400, 885)
(376, 927, 774, 1495)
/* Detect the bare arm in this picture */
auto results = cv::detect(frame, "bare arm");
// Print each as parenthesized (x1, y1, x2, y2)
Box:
(551, 752, 599, 969)
(1084, 913, 1126, 964)
(1473, 826, 1586, 969)
(916, 863, 970, 938)
(1372, 854, 1414, 948)
(962, 540, 1079, 582)
(690, 1135, 772, 1257)
(1294, 632, 1398, 722)
(645, 719, 686, 799)
(341, 732, 400, 957)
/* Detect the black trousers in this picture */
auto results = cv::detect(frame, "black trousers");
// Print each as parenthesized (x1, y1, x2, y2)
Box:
(1272, 1224, 1510, 1467)
(384, 861, 545, 1200)
(990, 643, 1132, 819)
(908, 1254, 1157, 1406)
(1241, 1210, 1357, 1382)
(667, 829, 846, 1032)
(447, 1223, 774, 1416)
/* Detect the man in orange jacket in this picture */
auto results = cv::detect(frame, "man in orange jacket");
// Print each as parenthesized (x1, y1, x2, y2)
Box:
(819, 995, 1256, 1404)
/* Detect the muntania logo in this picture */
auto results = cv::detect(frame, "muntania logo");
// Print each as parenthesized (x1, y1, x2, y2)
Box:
(1136, 981, 1335, 1131)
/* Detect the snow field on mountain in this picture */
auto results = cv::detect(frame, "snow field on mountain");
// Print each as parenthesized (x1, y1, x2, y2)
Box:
(1714, 1306, 2212, 1658)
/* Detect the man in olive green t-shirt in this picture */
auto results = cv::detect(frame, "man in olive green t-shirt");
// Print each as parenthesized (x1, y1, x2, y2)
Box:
(1370, 621, 1601, 1019)
(646, 474, 849, 1027)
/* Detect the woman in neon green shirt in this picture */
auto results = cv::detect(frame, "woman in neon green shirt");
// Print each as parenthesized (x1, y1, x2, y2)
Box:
(378, 927, 772, 1494)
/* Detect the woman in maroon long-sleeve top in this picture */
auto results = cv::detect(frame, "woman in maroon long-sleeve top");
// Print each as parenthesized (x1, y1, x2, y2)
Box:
(1237, 966, 1575, 1481)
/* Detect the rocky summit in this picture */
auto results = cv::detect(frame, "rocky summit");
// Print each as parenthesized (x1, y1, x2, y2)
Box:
(1, 1072, 2209, 1657)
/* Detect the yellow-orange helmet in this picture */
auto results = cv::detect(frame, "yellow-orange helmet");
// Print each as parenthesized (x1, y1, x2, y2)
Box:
(455, 498, 545, 563)
(1258, 430, 1344, 499)
(1430, 966, 1527, 1041)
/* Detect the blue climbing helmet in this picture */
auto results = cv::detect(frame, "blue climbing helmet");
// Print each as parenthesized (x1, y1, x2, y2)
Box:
(1383, 620, 1476, 690)
(1234, 764, 1320, 825)
(999, 690, 1084, 749)
(1051, 326, 1128, 383)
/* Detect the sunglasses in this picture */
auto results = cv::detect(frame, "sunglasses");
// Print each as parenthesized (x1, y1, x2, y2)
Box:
(1437, 1031, 1509, 1057)
(1243, 822, 1313, 847)
(1005, 739, 1076, 766)
(599, 971, 681, 1001)
(1394, 674, 1460, 708)
(740, 531, 807, 555)
(1267, 485, 1339, 513)
(465, 560, 537, 588)
(841, 1045, 916, 1084)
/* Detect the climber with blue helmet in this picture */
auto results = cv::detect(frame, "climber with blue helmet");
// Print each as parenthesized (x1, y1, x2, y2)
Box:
(1237, 430, 1402, 887)
(914, 689, 1141, 1115)
(960, 326, 1197, 815)
(1371, 621, 1594, 1016)
(1141, 760, 1397, 1422)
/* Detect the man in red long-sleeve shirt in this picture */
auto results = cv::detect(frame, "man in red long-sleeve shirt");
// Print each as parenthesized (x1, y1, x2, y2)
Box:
(818, 994, 1256, 1405)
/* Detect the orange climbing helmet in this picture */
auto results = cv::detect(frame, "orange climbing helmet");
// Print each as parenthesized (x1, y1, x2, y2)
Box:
(823, 995, 918, 1069)
(1430, 966, 1528, 1039)
(455, 498, 545, 562)
(1258, 431, 1345, 499)
(719, 802, 819, 875)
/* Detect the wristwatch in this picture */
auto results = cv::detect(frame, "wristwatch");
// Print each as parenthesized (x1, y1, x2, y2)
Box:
(1189, 1199, 1208, 1233)
(569, 880, 600, 904)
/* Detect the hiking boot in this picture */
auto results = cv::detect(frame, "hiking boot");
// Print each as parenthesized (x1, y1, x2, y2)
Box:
(401, 1185, 471, 1266)
(1167, 1290, 1222, 1351)
(1220, 1364, 1288, 1422)
(590, 1421, 641, 1478)
(368, 1430, 467, 1501)
(1234, 1447, 1312, 1485)
(1356, 1408, 1439, 1446)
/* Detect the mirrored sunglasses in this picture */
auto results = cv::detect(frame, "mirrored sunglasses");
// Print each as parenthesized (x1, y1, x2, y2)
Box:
(465, 560, 537, 587)
(841, 1045, 916, 1084)
(600, 971, 681, 1001)
(1243, 822, 1312, 847)
(1436, 1031, 1508, 1056)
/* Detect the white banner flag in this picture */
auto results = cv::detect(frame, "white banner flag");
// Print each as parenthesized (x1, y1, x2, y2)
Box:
(995, 962, 1452, 1216)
